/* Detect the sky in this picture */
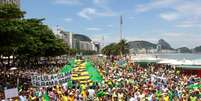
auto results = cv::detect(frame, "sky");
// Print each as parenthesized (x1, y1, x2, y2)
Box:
(21, 0, 201, 48)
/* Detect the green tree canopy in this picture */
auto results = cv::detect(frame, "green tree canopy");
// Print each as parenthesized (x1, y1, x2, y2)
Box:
(0, 4, 69, 67)
(101, 39, 129, 56)
(0, 4, 25, 19)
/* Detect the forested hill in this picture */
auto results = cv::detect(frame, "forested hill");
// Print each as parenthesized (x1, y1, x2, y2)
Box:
(128, 41, 157, 49)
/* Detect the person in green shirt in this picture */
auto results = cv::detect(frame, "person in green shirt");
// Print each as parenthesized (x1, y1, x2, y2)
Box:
(168, 90, 173, 101)
(156, 90, 162, 100)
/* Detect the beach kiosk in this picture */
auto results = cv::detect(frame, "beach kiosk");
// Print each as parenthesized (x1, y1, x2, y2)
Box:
(176, 65, 201, 77)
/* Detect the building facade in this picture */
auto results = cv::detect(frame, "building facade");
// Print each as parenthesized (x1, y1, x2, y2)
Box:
(0, 0, 20, 7)
(58, 31, 99, 52)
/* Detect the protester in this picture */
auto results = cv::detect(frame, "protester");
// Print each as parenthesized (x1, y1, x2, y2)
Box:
(0, 56, 200, 101)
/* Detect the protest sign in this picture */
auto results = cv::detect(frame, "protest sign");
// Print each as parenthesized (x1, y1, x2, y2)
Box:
(31, 72, 71, 87)
(4, 88, 18, 99)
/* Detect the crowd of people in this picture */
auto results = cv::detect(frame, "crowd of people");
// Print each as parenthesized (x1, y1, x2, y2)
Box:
(0, 56, 200, 101)
(0, 63, 65, 100)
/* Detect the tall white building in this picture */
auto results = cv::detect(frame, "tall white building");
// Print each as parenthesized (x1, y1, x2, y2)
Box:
(58, 31, 99, 52)
(0, 0, 20, 7)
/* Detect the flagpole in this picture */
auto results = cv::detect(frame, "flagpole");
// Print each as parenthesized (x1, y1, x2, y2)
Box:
(120, 15, 123, 41)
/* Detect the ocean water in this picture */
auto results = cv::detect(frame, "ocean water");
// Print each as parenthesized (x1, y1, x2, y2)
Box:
(154, 53, 201, 60)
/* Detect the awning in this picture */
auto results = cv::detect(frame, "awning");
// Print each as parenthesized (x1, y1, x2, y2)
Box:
(176, 65, 201, 69)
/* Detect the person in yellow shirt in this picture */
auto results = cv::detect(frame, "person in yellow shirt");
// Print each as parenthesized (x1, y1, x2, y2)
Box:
(68, 92, 75, 101)
(81, 89, 87, 101)
(61, 91, 68, 101)
(163, 93, 169, 101)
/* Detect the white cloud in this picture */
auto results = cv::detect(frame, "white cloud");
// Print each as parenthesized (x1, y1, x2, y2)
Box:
(160, 12, 179, 21)
(78, 8, 97, 20)
(136, 0, 201, 28)
(176, 21, 201, 28)
(78, 8, 115, 20)
(136, 0, 179, 12)
(54, 0, 81, 5)
(86, 27, 102, 31)
(64, 18, 72, 22)
(175, 1, 201, 16)
(163, 32, 183, 37)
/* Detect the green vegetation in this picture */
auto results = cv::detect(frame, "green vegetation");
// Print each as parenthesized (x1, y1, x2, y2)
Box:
(176, 47, 192, 53)
(128, 41, 157, 49)
(0, 4, 69, 67)
(101, 39, 129, 56)
(194, 46, 201, 53)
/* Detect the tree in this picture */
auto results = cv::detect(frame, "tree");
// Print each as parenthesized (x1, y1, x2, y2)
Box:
(0, 4, 26, 67)
(16, 19, 69, 67)
(117, 39, 129, 56)
(101, 39, 129, 56)
(101, 43, 118, 56)
(0, 4, 69, 67)
(0, 4, 25, 19)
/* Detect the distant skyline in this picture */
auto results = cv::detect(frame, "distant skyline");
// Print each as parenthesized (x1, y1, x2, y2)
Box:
(21, 0, 201, 48)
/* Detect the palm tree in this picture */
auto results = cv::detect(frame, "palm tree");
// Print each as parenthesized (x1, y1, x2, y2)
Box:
(117, 39, 129, 56)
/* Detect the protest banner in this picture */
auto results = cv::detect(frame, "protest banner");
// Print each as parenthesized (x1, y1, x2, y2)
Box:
(4, 88, 18, 99)
(31, 72, 71, 87)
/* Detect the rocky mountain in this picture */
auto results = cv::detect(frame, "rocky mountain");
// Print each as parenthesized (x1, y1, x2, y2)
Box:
(128, 39, 201, 53)
(176, 47, 192, 53)
(193, 46, 201, 53)
(157, 39, 173, 50)
(128, 41, 157, 49)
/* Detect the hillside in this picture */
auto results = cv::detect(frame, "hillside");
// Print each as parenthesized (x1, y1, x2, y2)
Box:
(193, 46, 201, 53)
(127, 39, 201, 53)
(128, 41, 157, 49)
(157, 39, 173, 50)
(176, 47, 192, 53)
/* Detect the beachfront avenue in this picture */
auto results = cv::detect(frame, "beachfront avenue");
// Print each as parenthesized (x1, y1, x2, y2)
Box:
(0, 2, 201, 101)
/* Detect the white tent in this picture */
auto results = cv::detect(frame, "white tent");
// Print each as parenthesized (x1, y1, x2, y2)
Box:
(158, 59, 196, 65)
(158, 59, 179, 64)
(9, 67, 17, 70)
(178, 60, 194, 65)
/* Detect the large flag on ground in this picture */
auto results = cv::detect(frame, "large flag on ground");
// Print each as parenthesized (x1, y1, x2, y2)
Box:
(59, 59, 103, 85)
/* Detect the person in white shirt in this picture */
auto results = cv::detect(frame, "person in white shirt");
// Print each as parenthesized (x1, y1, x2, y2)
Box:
(87, 87, 95, 100)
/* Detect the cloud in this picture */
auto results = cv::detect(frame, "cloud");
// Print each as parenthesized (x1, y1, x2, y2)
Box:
(64, 18, 72, 22)
(160, 12, 179, 21)
(163, 32, 183, 37)
(136, 0, 201, 28)
(78, 8, 96, 20)
(86, 27, 102, 31)
(176, 21, 201, 28)
(78, 8, 115, 20)
(135, 0, 178, 12)
(54, 0, 81, 5)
